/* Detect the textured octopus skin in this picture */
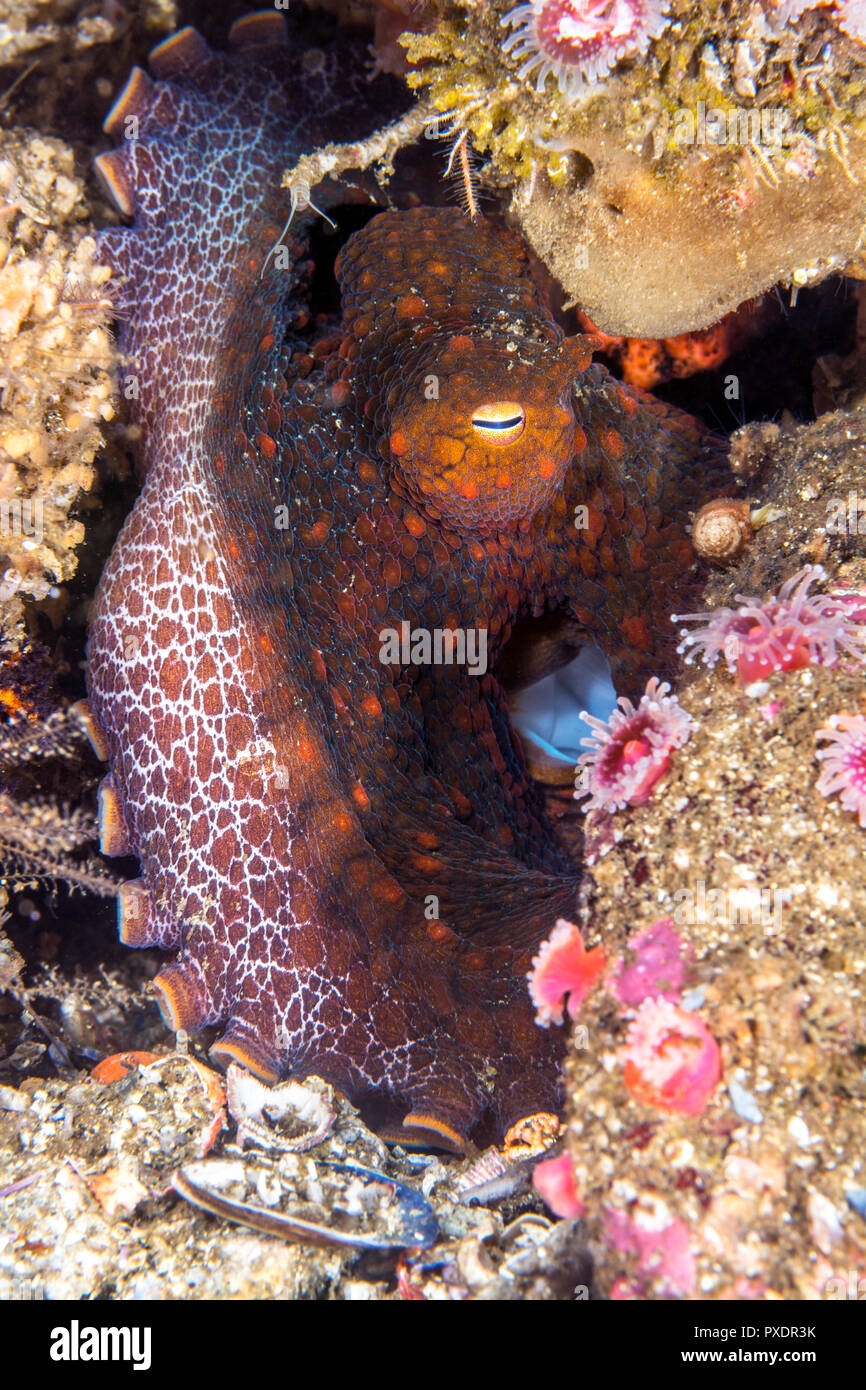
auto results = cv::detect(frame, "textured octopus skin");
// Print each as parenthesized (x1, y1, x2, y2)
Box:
(86, 14, 730, 1150)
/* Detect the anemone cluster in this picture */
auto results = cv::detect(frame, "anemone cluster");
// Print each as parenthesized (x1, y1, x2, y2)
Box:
(572, 566, 866, 832)
(673, 565, 866, 683)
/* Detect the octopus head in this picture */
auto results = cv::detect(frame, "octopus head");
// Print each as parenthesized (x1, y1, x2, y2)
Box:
(381, 332, 592, 531)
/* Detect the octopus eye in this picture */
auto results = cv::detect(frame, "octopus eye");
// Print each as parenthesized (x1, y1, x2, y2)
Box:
(471, 402, 526, 446)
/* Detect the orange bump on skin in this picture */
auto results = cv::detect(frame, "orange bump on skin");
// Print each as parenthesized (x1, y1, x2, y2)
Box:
(257, 432, 277, 460)
(376, 877, 404, 904)
(396, 294, 427, 318)
(362, 693, 383, 719)
(403, 510, 426, 538)
(602, 428, 626, 459)
(410, 853, 443, 875)
(448, 335, 475, 352)
(622, 614, 652, 649)
(351, 781, 371, 811)
(332, 809, 354, 836)
(427, 920, 455, 944)
(628, 539, 649, 570)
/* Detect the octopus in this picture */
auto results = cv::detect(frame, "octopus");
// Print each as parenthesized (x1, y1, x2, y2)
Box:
(83, 11, 730, 1150)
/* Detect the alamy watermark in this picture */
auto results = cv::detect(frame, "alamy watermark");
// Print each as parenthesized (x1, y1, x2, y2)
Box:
(0, 496, 43, 546)
(670, 101, 792, 149)
(49, 1320, 151, 1370)
(379, 620, 487, 676)
(826, 493, 866, 536)
(824, 1269, 866, 1300)
(673, 879, 791, 932)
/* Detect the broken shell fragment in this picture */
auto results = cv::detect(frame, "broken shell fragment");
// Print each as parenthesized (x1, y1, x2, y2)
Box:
(226, 1063, 336, 1153)
(172, 1156, 439, 1250)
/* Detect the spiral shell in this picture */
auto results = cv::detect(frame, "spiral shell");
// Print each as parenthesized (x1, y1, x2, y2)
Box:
(691, 498, 752, 564)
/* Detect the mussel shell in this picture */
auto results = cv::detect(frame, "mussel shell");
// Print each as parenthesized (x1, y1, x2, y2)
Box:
(173, 1157, 438, 1250)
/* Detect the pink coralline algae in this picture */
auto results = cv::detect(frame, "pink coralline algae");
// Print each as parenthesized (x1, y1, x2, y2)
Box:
(815, 714, 866, 827)
(673, 565, 866, 685)
(604, 1204, 696, 1298)
(533, 1151, 585, 1218)
(575, 677, 692, 812)
(528, 918, 607, 1026)
(610, 918, 694, 1008)
(623, 997, 721, 1115)
(501, 0, 671, 97)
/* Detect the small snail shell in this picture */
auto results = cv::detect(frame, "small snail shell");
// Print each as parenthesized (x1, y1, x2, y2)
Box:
(692, 498, 752, 564)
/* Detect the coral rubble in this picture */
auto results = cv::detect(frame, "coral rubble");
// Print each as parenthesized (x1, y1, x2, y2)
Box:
(0, 130, 116, 639)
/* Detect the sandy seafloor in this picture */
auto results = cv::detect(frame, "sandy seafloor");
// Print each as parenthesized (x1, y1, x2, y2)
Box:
(1, 0, 865, 1301)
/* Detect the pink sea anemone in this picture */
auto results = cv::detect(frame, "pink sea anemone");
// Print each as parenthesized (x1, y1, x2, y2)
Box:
(501, 0, 671, 97)
(673, 565, 866, 685)
(815, 713, 866, 826)
(533, 1151, 584, 1218)
(528, 918, 607, 1026)
(604, 1204, 696, 1298)
(575, 676, 692, 812)
(623, 997, 721, 1115)
(610, 918, 694, 1007)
